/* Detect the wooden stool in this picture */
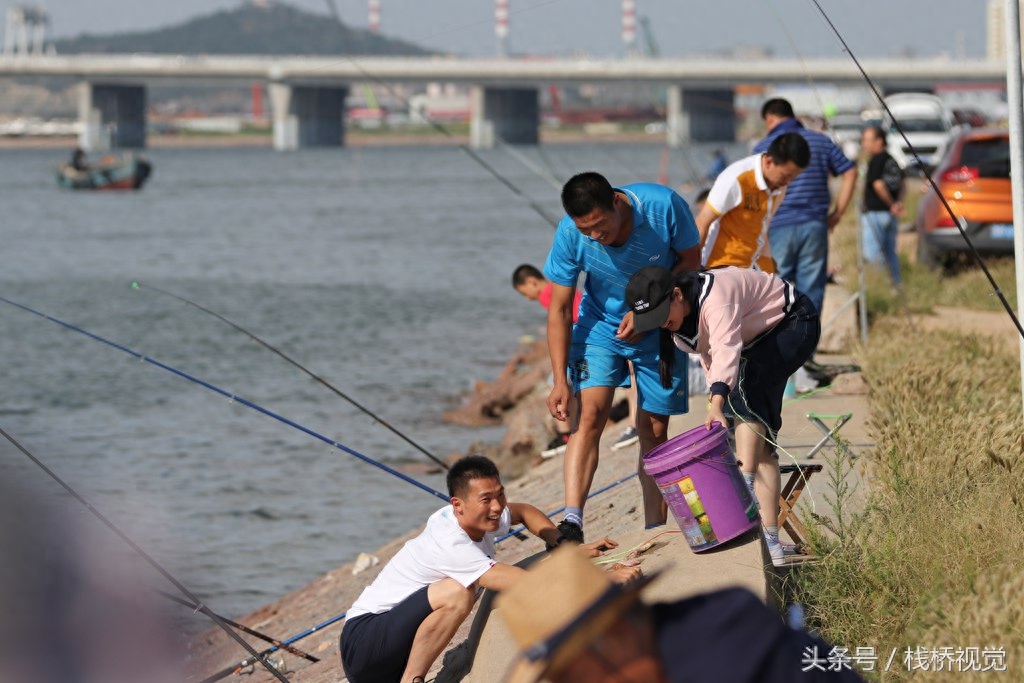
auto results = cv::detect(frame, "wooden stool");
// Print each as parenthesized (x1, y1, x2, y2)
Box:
(778, 463, 823, 548)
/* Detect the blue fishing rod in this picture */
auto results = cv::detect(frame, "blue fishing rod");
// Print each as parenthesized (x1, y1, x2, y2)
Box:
(130, 280, 450, 471)
(0, 427, 294, 683)
(0, 294, 449, 503)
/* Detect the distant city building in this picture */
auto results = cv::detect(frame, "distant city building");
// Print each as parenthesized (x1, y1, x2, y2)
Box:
(4, 4, 49, 56)
(987, 0, 1024, 62)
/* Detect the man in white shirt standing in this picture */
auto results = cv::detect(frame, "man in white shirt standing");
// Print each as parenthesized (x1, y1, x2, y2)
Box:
(339, 455, 634, 683)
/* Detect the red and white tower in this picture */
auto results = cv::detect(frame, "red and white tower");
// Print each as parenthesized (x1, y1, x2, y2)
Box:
(622, 0, 636, 54)
(495, 0, 509, 58)
(368, 0, 381, 34)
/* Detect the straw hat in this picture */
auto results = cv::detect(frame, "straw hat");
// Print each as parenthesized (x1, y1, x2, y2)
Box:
(496, 546, 660, 683)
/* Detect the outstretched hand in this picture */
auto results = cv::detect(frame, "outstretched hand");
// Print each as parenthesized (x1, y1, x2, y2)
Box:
(579, 537, 619, 558)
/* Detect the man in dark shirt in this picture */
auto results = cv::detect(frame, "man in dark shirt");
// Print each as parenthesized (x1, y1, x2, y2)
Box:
(860, 125, 905, 285)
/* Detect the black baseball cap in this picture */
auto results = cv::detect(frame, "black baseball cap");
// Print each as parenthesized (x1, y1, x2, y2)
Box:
(626, 265, 674, 334)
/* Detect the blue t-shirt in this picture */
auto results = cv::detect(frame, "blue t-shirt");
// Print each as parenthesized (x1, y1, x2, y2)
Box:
(753, 118, 855, 229)
(544, 183, 699, 350)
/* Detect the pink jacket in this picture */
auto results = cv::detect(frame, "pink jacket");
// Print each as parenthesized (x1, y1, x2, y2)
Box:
(671, 268, 796, 394)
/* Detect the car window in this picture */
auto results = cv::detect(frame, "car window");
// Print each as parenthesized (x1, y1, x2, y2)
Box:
(961, 138, 1010, 178)
(894, 117, 949, 133)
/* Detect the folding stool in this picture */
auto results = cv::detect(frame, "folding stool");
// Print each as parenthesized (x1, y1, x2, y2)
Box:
(804, 412, 853, 460)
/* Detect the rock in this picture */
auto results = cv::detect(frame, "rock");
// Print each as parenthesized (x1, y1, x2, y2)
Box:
(351, 552, 380, 576)
(830, 372, 867, 395)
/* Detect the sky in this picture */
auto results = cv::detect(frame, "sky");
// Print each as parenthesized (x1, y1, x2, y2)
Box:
(1, 0, 991, 60)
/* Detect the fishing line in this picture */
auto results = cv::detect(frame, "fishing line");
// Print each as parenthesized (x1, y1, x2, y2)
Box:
(0, 427, 293, 683)
(0, 294, 449, 503)
(131, 280, 450, 471)
(767, 0, 916, 331)
(323, 0, 564, 227)
(159, 591, 319, 663)
(807, 0, 1024, 341)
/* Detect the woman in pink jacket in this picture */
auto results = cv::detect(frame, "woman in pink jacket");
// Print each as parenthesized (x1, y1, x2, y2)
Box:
(624, 264, 819, 566)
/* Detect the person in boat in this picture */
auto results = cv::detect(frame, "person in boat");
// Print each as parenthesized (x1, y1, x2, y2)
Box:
(499, 546, 865, 683)
(69, 147, 89, 171)
(625, 265, 820, 567)
(543, 172, 701, 546)
(339, 455, 638, 683)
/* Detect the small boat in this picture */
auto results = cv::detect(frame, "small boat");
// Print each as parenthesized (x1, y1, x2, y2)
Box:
(55, 153, 152, 190)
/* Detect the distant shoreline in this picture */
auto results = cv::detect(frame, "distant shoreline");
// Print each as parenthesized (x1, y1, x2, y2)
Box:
(0, 129, 667, 151)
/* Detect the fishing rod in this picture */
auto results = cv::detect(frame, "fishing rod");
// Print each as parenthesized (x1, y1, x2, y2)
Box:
(200, 612, 347, 683)
(322, 0, 563, 227)
(0, 294, 450, 503)
(131, 281, 450, 472)
(766, 0, 916, 332)
(158, 591, 319, 664)
(807, 0, 1024, 341)
(0, 427, 293, 683)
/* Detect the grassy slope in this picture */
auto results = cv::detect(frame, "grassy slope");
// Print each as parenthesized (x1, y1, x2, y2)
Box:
(797, 192, 1024, 680)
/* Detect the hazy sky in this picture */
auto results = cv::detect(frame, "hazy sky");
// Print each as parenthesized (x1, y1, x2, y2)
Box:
(2, 0, 989, 60)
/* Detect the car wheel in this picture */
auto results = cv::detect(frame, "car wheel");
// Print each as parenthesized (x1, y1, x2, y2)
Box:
(916, 236, 944, 269)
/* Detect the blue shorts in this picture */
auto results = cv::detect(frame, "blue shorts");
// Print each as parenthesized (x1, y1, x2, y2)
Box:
(569, 342, 689, 416)
(339, 586, 432, 683)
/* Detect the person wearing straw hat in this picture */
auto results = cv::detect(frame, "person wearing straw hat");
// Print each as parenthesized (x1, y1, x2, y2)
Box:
(339, 455, 637, 683)
(499, 546, 864, 683)
(624, 265, 820, 567)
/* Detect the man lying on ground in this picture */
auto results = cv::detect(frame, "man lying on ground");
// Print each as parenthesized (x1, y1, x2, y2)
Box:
(339, 455, 638, 683)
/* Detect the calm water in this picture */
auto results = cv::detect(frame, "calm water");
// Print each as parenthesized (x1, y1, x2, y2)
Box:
(0, 140, 733, 624)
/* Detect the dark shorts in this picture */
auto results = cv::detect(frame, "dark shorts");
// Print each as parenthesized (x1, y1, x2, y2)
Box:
(339, 586, 433, 683)
(726, 293, 820, 444)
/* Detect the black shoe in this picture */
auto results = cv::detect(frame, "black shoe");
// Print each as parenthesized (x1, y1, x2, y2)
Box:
(557, 519, 585, 544)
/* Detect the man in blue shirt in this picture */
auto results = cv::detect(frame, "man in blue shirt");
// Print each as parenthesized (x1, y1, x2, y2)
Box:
(544, 172, 700, 543)
(753, 98, 858, 316)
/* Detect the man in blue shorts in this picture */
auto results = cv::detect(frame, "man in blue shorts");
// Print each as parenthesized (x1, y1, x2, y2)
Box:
(339, 455, 633, 683)
(544, 172, 701, 543)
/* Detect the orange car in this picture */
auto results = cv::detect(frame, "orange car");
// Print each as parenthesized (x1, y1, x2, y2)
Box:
(914, 129, 1013, 267)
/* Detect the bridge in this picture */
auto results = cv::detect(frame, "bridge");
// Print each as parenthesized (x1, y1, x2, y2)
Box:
(0, 54, 1007, 151)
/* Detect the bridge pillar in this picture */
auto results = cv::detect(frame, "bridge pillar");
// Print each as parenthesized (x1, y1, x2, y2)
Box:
(469, 86, 539, 148)
(78, 82, 147, 150)
(269, 83, 348, 151)
(666, 86, 736, 146)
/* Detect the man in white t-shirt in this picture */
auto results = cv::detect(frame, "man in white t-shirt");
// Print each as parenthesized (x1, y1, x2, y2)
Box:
(339, 455, 636, 683)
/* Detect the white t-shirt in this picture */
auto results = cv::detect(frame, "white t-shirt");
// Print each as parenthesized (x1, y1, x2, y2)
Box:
(346, 504, 512, 621)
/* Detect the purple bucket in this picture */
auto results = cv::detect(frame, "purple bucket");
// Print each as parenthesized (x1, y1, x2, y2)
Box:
(643, 423, 759, 552)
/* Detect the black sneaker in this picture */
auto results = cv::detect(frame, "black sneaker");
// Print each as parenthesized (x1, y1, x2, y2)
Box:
(540, 434, 570, 460)
(557, 519, 585, 544)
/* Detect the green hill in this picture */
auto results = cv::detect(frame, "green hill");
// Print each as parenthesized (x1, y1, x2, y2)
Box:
(53, 0, 433, 56)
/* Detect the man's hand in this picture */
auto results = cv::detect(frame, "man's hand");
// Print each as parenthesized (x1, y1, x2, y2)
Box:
(608, 565, 643, 585)
(547, 382, 573, 422)
(890, 201, 906, 218)
(579, 537, 619, 558)
(827, 210, 842, 231)
(615, 310, 644, 344)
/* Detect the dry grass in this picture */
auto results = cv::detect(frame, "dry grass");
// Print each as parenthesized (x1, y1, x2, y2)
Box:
(795, 320, 1024, 680)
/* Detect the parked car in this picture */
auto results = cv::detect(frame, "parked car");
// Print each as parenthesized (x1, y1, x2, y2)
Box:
(915, 128, 1013, 267)
(827, 112, 867, 160)
(882, 93, 956, 172)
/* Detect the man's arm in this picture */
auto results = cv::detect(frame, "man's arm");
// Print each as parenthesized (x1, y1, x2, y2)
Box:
(673, 244, 702, 272)
(509, 502, 621, 556)
(694, 202, 720, 246)
(546, 282, 576, 423)
(871, 179, 906, 218)
(828, 166, 859, 230)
